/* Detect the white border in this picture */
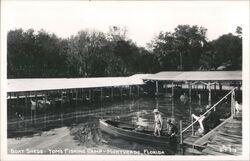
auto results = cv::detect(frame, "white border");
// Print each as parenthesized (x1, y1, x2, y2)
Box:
(1, 1, 249, 161)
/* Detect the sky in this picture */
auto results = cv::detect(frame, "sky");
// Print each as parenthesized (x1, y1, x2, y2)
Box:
(2, 1, 248, 47)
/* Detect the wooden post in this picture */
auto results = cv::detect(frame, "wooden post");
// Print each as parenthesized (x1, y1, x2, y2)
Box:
(81, 88, 84, 103)
(208, 82, 211, 106)
(171, 98, 174, 118)
(111, 87, 114, 100)
(16, 93, 19, 108)
(7, 92, 12, 119)
(180, 120, 183, 144)
(171, 81, 174, 97)
(35, 91, 38, 109)
(231, 90, 235, 117)
(189, 83, 192, 103)
(44, 114, 46, 128)
(76, 89, 78, 106)
(9, 92, 12, 107)
(71, 89, 73, 100)
(191, 116, 194, 136)
(214, 83, 217, 98)
(198, 93, 201, 106)
(129, 86, 132, 97)
(156, 97, 159, 109)
(61, 90, 63, 108)
(137, 85, 140, 96)
(120, 86, 123, 98)
(82, 88, 86, 103)
(219, 82, 222, 91)
(89, 89, 91, 102)
(155, 81, 159, 96)
(44, 91, 47, 103)
(61, 113, 63, 126)
(179, 120, 183, 154)
(100, 88, 103, 102)
(25, 92, 28, 109)
(237, 82, 241, 91)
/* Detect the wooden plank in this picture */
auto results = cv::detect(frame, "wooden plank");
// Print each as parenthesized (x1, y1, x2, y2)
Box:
(183, 135, 201, 145)
(207, 140, 242, 149)
(217, 131, 242, 139)
(213, 135, 242, 144)
(219, 129, 242, 136)
(202, 148, 233, 156)
(205, 144, 241, 155)
(194, 116, 232, 146)
(184, 147, 203, 155)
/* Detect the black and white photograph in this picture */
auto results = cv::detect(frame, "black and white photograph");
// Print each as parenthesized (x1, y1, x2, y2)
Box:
(0, 0, 249, 160)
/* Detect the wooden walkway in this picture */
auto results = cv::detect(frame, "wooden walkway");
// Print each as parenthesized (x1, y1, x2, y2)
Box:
(183, 112, 242, 155)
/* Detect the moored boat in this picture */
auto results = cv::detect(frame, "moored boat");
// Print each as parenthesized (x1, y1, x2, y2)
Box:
(99, 119, 171, 147)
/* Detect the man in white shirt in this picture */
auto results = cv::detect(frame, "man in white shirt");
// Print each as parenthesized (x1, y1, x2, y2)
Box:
(153, 109, 163, 137)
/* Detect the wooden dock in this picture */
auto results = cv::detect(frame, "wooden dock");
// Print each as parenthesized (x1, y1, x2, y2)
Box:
(183, 112, 242, 155)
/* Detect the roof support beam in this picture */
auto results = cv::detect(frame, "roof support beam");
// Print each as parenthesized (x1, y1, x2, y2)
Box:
(208, 81, 212, 106)
(155, 81, 159, 96)
(171, 81, 174, 97)
(189, 83, 192, 103)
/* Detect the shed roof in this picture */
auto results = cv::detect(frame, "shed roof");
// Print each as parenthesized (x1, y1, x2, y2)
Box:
(7, 74, 151, 92)
(144, 71, 242, 81)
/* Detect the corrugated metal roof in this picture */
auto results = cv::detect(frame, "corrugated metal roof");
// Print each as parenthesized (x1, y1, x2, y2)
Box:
(144, 71, 242, 81)
(143, 72, 183, 81)
(7, 74, 151, 92)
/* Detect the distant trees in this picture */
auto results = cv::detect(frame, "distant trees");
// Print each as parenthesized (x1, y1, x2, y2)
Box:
(7, 29, 68, 78)
(149, 25, 208, 70)
(7, 25, 242, 78)
(67, 30, 109, 77)
(210, 33, 242, 70)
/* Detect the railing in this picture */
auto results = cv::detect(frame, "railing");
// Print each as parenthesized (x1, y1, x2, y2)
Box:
(179, 87, 237, 148)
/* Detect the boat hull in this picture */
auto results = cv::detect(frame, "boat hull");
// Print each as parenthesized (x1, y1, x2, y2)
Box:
(99, 119, 170, 147)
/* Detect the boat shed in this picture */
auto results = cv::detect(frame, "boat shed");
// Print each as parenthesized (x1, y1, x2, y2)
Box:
(7, 74, 151, 93)
(7, 74, 151, 108)
(143, 71, 242, 105)
(143, 71, 242, 81)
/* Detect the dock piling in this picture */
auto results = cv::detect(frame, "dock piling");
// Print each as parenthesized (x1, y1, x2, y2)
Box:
(76, 89, 78, 106)
(180, 120, 184, 155)
(111, 87, 114, 100)
(208, 82, 211, 106)
(171, 81, 174, 97)
(61, 113, 63, 126)
(189, 83, 192, 103)
(191, 116, 194, 136)
(137, 85, 139, 96)
(100, 88, 103, 102)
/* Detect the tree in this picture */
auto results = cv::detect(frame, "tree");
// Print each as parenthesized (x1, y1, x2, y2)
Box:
(236, 26, 242, 38)
(210, 33, 242, 70)
(173, 25, 208, 70)
(67, 30, 110, 77)
(7, 25, 242, 78)
(7, 29, 67, 78)
(149, 25, 208, 71)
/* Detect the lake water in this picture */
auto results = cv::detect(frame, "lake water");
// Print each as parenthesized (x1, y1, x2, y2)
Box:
(8, 96, 231, 155)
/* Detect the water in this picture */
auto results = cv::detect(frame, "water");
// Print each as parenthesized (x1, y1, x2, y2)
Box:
(7, 96, 231, 155)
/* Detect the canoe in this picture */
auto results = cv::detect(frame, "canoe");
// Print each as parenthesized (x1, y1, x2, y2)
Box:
(99, 119, 171, 147)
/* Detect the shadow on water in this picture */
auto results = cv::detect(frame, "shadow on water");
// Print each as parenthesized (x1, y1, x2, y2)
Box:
(7, 96, 232, 155)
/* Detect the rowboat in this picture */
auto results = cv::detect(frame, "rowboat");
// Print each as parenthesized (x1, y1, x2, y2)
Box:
(99, 119, 171, 147)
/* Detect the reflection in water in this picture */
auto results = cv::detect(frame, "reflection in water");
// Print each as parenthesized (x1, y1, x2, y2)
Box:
(8, 97, 231, 155)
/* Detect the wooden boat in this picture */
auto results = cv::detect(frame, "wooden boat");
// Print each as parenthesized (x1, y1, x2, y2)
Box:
(99, 119, 171, 147)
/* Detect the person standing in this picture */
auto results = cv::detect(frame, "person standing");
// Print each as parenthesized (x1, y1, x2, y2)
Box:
(192, 105, 210, 135)
(153, 109, 163, 137)
(166, 119, 178, 152)
(204, 105, 221, 130)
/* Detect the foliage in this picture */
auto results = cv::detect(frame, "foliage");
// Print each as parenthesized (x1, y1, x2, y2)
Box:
(7, 25, 242, 78)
